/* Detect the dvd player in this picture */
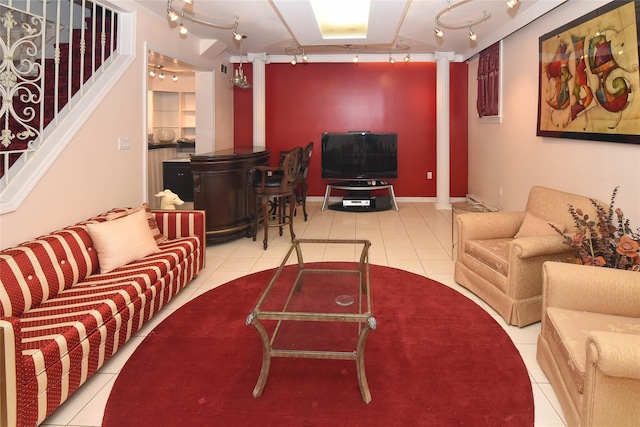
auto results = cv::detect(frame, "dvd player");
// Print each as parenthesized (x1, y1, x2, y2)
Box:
(343, 199, 371, 207)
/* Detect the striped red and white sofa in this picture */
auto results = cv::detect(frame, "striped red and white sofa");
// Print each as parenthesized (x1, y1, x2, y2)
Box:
(0, 205, 205, 426)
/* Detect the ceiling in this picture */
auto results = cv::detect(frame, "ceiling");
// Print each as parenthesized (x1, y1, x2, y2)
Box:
(139, 0, 566, 70)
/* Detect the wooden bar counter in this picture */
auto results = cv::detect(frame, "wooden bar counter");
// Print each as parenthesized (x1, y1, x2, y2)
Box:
(191, 146, 271, 244)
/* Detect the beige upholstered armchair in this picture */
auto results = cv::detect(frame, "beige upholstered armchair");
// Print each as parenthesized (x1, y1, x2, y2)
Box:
(454, 186, 601, 327)
(537, 261, 640, 427)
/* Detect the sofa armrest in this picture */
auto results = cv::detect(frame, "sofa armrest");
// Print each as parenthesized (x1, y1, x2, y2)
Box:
(0, 318, 21, 427)
(542, 262, 640, 318)
(457, 211, 526, 241)
(587, 332, 640, 380)
(510, 234, 572, 259)
(582, 331, 640, 426)
(152, 210, 206, 242)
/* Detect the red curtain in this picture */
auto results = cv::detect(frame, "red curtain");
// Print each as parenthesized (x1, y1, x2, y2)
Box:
(477, 42, 500, 117)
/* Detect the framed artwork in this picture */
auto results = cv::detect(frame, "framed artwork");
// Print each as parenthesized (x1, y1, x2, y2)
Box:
(537, 0, 640, 144)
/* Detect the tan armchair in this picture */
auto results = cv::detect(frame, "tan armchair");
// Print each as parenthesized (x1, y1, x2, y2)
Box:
(454, 186, 602, 327)
(536, 261, 640, 427)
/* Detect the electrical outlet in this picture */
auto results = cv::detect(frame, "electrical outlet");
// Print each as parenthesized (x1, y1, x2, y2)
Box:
(427, 171, 433, 179)
(118, 137, 131, 150)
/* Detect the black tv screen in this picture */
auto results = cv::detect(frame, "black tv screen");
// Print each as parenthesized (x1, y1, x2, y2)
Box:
(321, 132, 398, 180)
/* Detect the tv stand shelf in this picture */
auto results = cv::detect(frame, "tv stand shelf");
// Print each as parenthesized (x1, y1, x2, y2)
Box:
(321, 181, 399, 212)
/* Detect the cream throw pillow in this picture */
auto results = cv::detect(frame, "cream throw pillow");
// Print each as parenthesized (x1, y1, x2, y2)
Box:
(514, 212, 566, 238)
(87, 208, 160, 273)
(105, 204, 168, 244)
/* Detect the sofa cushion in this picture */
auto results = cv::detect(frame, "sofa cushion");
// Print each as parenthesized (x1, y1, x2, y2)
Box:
(514, 212, 565, 238)
(525, 186, 603, 234)
(19, 277, 147, 378)
(0, 226, 99, 317)
(105, 204, 168, 244)
(87, 209, 160, 274)
(17, 236, 198, 377)
(545, 307, 640, 393)
(82, 236, 199, 286)
(465, 238, 512, 276)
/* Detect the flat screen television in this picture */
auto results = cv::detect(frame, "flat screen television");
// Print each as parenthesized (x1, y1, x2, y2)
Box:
(321, 132, 398, 180)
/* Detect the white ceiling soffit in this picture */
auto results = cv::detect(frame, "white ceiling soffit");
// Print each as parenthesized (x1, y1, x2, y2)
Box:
(134, 0, 571, 63)
(272, 0, 410, 47)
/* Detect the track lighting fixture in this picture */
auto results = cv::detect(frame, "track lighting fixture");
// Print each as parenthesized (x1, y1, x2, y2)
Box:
(232, 19, 246, 41)
(149, 64, 179, 81)
(179, 23, 188, 34)
(285, 43, 307, 64)
(434, 17, 444, 38)
(506, 0, 519, 8)
(284, 41, 408, 64)
(166, 0, 238, 37)
(435, 1, 490, 41)
(148, 64, 163, 78)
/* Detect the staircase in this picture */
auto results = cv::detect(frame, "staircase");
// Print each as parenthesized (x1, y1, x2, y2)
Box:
(1, 0, 125, 208)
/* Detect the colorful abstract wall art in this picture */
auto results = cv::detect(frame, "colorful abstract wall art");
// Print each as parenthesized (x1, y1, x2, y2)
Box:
(537, 1, 640, 144)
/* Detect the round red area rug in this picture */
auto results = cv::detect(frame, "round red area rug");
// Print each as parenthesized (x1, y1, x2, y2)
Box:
(103, 263, 533, 427)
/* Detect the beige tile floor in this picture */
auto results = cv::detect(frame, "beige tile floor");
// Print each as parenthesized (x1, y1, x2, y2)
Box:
(41, 201, 567, 426)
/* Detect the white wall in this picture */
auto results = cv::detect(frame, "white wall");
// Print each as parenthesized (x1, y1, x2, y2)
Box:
(467, 0, 640, 225)
(0, 3, 233, 248)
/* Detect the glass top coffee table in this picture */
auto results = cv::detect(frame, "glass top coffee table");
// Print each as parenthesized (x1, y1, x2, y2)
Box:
(246, 238, 376, 403)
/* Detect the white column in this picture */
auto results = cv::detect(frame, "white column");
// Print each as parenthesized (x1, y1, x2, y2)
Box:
(194, 71, 215, 153)
(434, 51, 455, 210)
(248, 53, 268, 148)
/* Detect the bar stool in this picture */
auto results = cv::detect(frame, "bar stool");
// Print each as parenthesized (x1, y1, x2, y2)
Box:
(277, 141, 314, 221)
(252, 146, 302, 249)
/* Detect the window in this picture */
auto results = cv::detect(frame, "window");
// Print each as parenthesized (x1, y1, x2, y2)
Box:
(477, 42, 500, 117)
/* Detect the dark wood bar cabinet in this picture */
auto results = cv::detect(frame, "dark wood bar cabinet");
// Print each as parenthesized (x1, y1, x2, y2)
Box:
(190, 146, 271, 244)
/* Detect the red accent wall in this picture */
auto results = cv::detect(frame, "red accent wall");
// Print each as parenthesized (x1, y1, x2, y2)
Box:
(234, 62, 468, 197)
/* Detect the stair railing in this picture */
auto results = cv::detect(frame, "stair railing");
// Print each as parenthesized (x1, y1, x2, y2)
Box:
(0, 0, 124, 205)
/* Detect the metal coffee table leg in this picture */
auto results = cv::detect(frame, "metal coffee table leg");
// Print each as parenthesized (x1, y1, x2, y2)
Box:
(356, 316, 376, 404)
(246, 313, 271, 398)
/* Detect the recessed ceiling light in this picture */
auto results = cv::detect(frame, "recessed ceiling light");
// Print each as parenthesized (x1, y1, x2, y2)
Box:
(310, 0, 370, 39)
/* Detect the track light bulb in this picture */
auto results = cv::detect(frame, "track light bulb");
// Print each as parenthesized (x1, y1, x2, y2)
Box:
(301, 50, 308, 61)
(172, 75, 178, 81)
(389, 56, 395, 64)
(435, 27, 444, 38)
(183, 0, 193, 4)
(149, 69, 155, 77)
(159, 72, 165, 79)
(506, 0, 518, 8)
(469, 29, 477, 41)
(233, 32, 244, 41)
(404, 53, 410, 62)
(291, 56, 297, 65)
(179, 23, 188, 35)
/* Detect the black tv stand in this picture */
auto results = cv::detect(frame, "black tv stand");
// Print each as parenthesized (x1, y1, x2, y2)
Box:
(321, 181, 399, 212)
